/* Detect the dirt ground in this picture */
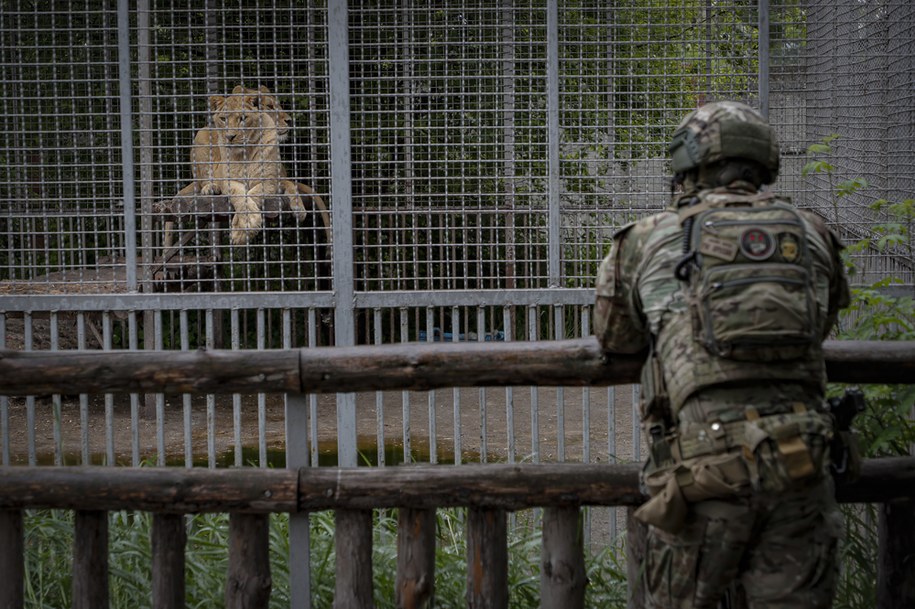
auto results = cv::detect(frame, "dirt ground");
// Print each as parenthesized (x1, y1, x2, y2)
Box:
(3, 386, 637, 469)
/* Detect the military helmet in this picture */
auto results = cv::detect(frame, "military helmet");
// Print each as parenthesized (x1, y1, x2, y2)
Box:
(669, 101, 780, 181)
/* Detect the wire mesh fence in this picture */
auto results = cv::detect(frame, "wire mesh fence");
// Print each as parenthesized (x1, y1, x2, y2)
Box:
(0, 1, 912, 474)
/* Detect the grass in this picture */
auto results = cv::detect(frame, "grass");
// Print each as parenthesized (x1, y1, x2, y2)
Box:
(23, 507, 629, 609)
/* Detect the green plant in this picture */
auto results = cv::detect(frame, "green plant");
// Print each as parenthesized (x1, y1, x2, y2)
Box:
(23, 506, 628, 608)
(805, 134, 915, 609)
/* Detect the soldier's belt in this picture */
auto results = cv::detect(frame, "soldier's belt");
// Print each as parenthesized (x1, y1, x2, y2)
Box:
(674, 406, 829, 480)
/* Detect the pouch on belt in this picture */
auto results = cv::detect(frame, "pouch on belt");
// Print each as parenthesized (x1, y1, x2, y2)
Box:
(635, 451, 750, 533)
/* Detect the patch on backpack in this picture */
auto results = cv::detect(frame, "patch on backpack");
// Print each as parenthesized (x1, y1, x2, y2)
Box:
(778, 233, 800, 263)
(699, 234, 739, 261)
(739, 228, 775, 260)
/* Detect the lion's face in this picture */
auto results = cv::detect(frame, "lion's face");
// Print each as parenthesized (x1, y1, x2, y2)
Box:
(258, 93, 291, 142)
(232, 85, 290, 142)
(209, 94, 268, 148)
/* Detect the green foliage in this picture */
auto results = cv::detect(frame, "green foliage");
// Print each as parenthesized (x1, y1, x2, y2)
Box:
(804, 133, 915, 609)
(24, 506, 628, 608)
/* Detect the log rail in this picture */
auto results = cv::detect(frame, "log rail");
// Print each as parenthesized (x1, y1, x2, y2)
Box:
(1, 460, 915, 609)
(1, 338, 914, 608)
(0, 338, 913, 396)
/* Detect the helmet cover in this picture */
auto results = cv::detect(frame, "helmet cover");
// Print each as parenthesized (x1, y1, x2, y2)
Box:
(669, 101, 780, 180)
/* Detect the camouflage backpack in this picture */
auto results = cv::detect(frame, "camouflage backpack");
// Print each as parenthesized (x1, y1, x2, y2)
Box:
(675, 190, 818, 362)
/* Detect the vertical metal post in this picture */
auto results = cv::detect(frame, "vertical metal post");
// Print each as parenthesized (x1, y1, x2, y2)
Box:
(374, 309, 385, 466)
(116, 0, 137, 291)
(328, 0, 357, 468)
(286, 310, 312, 609)
(137, 0, 153, 291)
(451, 306, 462, 465)
(546, 0, 561, 288)
(502, 1, 517, 291)
(758, 0, 770, 119)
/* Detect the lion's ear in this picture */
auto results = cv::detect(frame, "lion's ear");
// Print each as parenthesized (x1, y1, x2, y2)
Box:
(258, 85, 271, 94)
(231, 85, 246, 94)
(208, 96, 225, 113)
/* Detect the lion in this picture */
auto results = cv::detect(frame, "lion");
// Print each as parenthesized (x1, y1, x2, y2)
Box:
(160, 86, 330, 261)
(195, 86, 307, 245)
(191, 85, 291, 185)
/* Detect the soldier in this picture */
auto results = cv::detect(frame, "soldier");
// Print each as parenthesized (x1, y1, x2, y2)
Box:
(594, 101, 850, 608)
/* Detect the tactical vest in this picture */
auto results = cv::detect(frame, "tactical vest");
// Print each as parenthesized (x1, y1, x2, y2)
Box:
(649, 189, 829, 413)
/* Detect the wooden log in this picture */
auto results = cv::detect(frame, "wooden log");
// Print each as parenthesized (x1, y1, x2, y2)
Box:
(152, 513, 186, 609)
(73, 510, 108, 609)
(823, 339, 915, 384)
(0, 466, 298, 513)
(297, 338, 645, 393)
(540, 506, 587, 609)
(466, 507, 508, 609)
(878, 499, 915, 609)
(334, 509, 375, 609)
(1, 339, 913, 397)
(225, 513, 272, 609)
(0, 348, 300, 396)
(834, 456, 915, 504)
(0, 509, 23, 609)
(396, 507, 436, 609)
(299, 463, 644, 510)
(2, 459, 914, 513)
(154, 182, 323, 225)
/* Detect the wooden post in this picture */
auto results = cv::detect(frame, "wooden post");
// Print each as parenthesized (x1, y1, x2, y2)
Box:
(625, 508, 647, 609)
(878, 499, 915, 608)
(73, 510, 109, 609)
(225, 513, 272, 609)
(396, 507, 436, 609)
(466, 507, 508, 609)
(541, 506, 587, 609)
(334, 509, 375, 609)
(0, 509, 23, 609)
(152, 513, 186, 609)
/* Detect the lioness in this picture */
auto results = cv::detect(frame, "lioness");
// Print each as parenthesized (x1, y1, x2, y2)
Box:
(196, 87, 305, 245)
(191, 85, 291, 184)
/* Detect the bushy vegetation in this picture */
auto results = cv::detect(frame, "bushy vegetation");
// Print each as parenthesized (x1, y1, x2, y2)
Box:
(24, 507, 628, 609)
(805, 135, 915, 609)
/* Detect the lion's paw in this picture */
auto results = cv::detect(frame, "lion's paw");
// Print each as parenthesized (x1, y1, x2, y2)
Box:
(200, 182, 220, 196)
(230, 206, 263, 245)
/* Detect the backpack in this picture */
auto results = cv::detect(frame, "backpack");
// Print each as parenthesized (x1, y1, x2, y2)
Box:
(676, 192, 818, 362)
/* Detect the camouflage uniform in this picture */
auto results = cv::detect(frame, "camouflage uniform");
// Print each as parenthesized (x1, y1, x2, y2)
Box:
(594, 102, 850, 608)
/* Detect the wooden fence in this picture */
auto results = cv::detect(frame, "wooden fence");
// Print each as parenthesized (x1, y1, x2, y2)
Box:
(1, 338, 914, 608)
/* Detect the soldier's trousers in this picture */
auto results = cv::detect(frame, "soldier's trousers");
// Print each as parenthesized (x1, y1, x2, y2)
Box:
(642, 479, 842, 609)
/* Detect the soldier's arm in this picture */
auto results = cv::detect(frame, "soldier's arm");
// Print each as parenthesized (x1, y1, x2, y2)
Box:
(802, 210, 852, 338)
(594, 223, 649, 353)
(823, 226, 851, 336)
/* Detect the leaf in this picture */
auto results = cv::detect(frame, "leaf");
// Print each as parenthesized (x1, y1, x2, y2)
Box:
(877, 234, 906, 250)
(806, 143, 833, 155)
(837, 178, 868, 196)
(802, 160, 833, 176)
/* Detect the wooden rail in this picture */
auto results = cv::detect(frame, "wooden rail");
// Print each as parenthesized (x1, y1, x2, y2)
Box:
(1, 339, 914, 608)
(1, 459, 915, 608)
(1, 338, 914, 396)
